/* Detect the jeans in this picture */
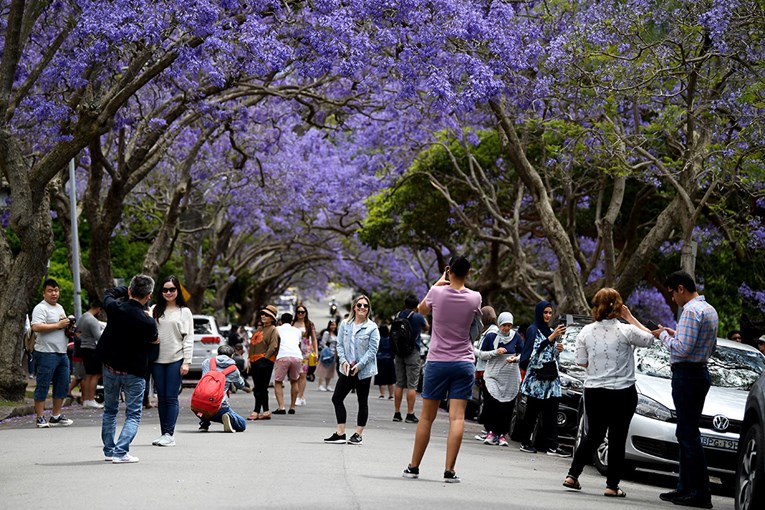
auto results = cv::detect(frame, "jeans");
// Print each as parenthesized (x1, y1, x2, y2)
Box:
(200, 403, 247, 432)
(332, 373, 371, 427)
(101, 369, 145, 458)
(33, 352, 70, 401)
(152, 360, 183, 435)
(568, 385, 637, 490)
(251, 358, 274, 413)
(672, 365, 712, 498)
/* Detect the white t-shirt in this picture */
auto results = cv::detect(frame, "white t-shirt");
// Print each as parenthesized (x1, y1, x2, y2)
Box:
(276, 324, 303, 359)
(31, 300, 68, 353)
(575, 319, 654, 390)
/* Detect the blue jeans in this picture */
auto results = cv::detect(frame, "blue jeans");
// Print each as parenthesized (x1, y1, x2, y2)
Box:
(33, 352, 70, 401)
(101, 369, 145, 458)
(152, 360, 183, 435)
(199, 403, 246, 432)
(671, 365, 711, 498)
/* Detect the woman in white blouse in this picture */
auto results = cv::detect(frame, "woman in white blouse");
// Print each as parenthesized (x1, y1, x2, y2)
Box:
(150, 276, 194, 448)
(562, 288, 653, 498)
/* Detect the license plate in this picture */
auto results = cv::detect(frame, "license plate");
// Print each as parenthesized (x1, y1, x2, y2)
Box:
(700, 436, 738, 451)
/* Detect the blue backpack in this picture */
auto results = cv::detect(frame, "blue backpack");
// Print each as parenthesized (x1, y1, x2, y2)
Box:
(320, 346, 335, 366)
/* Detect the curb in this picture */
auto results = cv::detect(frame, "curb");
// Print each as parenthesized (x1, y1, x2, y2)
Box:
(0, 396, 78, 423)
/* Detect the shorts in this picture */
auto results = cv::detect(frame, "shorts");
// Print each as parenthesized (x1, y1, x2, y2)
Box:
(421, 361, 474, 401)
(71, 360, 85, 380)
(274, 357, 302, 382)
(33, 352, 70, 401)
(395, 350, 421, 389)
(80, 348, 101, 376)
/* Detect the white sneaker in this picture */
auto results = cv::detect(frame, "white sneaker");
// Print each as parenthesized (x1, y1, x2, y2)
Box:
(112, 453, 139, 463)
(318, 385, 327, 392)
(222, 413, 235, 433)
(83, 400, 104, 409)
(326, 386, 333, 392)
(296, 398, 306, 406)
(154, 433, 175, 447)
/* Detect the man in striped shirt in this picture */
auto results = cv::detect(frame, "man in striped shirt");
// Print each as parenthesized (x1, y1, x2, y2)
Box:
(654, 271, 718, 509)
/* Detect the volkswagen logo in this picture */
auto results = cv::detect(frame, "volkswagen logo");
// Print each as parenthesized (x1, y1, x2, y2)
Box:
(712, 414, 730, 432)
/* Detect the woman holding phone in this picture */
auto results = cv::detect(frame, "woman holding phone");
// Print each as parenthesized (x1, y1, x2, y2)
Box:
(324, 295, 380, 446)
(562, 288, 653, 498)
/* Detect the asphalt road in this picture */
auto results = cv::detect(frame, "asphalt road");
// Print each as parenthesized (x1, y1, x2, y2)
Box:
(0, 383, 734, 510)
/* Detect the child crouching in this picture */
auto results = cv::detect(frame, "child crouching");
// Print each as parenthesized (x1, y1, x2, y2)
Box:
(199, 345, 247, 433)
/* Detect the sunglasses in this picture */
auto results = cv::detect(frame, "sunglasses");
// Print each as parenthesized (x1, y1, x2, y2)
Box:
(297, 310, 306, 314)
(356, 303, 370, 309)
(161, 287, 177, 293)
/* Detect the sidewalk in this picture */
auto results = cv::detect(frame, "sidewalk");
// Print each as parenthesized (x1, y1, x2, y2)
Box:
(0, 379, 77, 422)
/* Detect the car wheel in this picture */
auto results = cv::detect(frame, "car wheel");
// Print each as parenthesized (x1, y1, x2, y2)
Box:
(736, 422, 764, 510)
(594, 435, 609, 476)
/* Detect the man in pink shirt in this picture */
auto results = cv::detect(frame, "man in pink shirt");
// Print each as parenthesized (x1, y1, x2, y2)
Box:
(402, 255, 482, 483)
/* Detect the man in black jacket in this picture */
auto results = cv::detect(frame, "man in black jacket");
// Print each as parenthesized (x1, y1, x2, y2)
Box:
(97, 275, 158, 464)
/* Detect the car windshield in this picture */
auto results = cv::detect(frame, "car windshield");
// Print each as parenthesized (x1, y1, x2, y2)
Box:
(558, 323, 589, 381)
(636, 341, 765, 391)
(194, 319, 213, 335)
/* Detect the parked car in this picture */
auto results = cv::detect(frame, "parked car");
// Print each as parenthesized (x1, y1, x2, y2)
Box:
(577, 338, 765, 482)
(508, 314, 591, 444)
(735, 370, 765, 510)
(189, 315, 226, 376)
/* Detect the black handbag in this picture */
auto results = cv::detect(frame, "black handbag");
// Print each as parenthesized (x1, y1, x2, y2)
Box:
(535, 360, 558, 380)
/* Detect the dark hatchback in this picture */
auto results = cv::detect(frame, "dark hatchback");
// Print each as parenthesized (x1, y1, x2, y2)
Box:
(736, 370, 765, 510)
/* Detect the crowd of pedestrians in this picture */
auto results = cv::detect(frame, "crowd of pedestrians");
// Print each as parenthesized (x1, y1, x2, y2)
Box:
(27, 265, 722, 508)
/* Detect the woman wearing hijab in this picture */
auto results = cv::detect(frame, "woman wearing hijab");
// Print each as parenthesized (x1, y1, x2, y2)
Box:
(517, 301, 569, 456)
(477, 312, 523, 447)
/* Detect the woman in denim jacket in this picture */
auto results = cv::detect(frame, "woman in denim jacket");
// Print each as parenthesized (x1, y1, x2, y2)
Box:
(324, 295, 380, 446)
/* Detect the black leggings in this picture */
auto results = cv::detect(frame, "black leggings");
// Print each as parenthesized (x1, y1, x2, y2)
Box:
(520, 395, 559, 450)
(251, 358, 274, 413)
(483, 391, 516, 436)
(568, 385, 637, 490)
(331, 373, 372, 427)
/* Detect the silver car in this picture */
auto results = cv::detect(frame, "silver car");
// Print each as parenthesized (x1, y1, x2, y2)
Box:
(189, 315, 226, 376)
(578, 338, 765, 482)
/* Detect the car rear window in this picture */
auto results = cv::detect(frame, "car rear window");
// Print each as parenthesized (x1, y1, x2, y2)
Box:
(194, 319, 213, 335)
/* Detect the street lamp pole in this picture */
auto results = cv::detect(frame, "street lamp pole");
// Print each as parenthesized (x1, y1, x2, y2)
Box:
(68, 159, 82, 319)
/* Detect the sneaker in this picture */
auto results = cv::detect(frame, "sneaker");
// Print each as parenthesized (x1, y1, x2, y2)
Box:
(222, 413, 235, 433)
(318, 385, 327, 392)
(324, 432, 347, 444)
(83, 400, 104, 409)
(402, 465, 420, 479)
(155, 433, 176, 447)
(498, 435, 509, 447)
(326, 386, 333, 391)
(519, 443, 537, 454)
(198, 424, 209, 432)
(35, 416, 49, 428)
(474, 431, 488, 441)
(104, 456, 113, 461)
(405, 413, 419, 424)
(547, 446, 572, 458)
(484, 432, 498, 445)
(295, 398, 306, 406)
(112, 453, 139, 463)
(48, 415, 73, 427)
(444, 470, 461, 483)
(392, 412, 403, 422)
(348, 433, 363, 445)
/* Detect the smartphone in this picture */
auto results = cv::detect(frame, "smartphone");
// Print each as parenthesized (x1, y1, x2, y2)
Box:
(444, 266, 450, 282)
(646, 320, 659, 330)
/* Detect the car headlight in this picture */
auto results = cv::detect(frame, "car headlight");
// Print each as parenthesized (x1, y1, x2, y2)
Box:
(559, 374, 584, 392)
(634, 394, 672, 421)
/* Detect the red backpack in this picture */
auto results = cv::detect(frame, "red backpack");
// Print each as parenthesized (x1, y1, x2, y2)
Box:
(190, 357, 237, 419)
